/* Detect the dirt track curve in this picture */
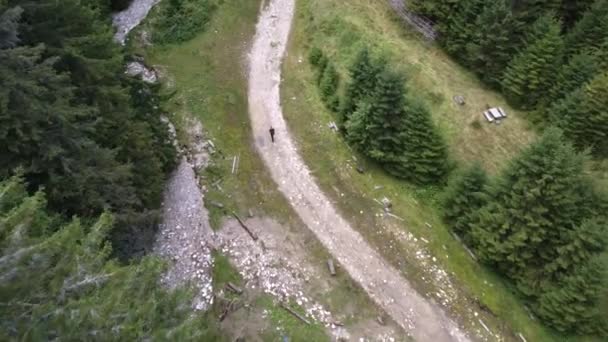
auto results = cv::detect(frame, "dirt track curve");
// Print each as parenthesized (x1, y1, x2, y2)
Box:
(247, 0, 469, 341)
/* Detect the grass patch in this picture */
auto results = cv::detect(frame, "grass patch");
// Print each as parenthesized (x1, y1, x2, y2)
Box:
(212, 251, 242, 288)
(279, 0, 603, 341)
(256, 296, 329, 342)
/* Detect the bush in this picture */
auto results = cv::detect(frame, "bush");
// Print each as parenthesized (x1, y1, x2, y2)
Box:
(153, 0, 216, 44)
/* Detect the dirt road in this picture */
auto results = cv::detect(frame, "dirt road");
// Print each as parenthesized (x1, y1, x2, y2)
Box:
(247, 0, 469, 341)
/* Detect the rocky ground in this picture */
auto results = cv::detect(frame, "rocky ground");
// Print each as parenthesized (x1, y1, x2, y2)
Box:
(112, 0, 160, 45)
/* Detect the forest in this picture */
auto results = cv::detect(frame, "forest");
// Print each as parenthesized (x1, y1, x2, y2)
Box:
(307, 0, 608, 337)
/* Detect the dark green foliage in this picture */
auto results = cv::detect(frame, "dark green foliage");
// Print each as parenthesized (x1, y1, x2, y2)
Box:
(345, 67, 448, 184)
(564, 0, 608, 57)
(0, 177, 223, 341)
(399, 100, 449, 184)
(442, 163, 487, 243)
(552, 72, 608, 157)
(502, 15, 563, 109)
(0, 1, 176, 259)
(319, 63, 340, 111)
(153, 0, 216, 44)
(308, 46, 324, 67)
(511, 0, 561, 26)
(469, 128, 607, 334)
(545, 51, 600, 104)
(438, 0, 485, 58)
(341, 47, 384, 123)
(466, 0, 518, 86)
(560, 0, 596, 28)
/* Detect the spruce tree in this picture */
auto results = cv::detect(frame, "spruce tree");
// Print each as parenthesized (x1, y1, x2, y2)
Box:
(0, 176, 223, 340)
(511, 0, 561, 26)
(554, 72, 608, 157)
(502, 15, 564, 109)
(470, 128, 606, 297)
(348, 70, 409, 173)
(564, 0, 608, 57)
(399, 100, 449, 184)
(466, 0, 518, 86)
(439, 0, 485, 59)
(546, 51, 600, 104)
(0, 5, 22, 48)
(442, 163, 488, 243)
(341, 47, 384, 123)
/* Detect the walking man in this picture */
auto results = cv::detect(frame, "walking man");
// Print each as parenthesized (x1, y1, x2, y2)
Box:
(269, 127, 275, 143)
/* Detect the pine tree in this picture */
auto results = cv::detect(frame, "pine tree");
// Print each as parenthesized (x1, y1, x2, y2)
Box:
(466, 0, 518, 86)
(341, 47, 384, 123)
(470, 128, 606, 297)
(564, 0, 608, 57)
(560, 0, 596, 28)
(553, 72, 608, 157)
(502, 15, 563, 109)
(0, 176, 224, 340)
(442, 163, 488, 243)
(512, 0, 561, 26)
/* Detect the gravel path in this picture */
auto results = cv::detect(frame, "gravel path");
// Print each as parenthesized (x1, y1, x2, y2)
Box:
(247, 0, 468, 340)
(154, 158, 214, 311)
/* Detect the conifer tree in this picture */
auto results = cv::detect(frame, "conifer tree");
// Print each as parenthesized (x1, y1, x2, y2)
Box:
(341, 47, 384, 123)
(536, 256, 607, 334)
(0, 176, 223, 340)
(470, 128, 606, 298)
(319, 62, 340, 111)
(442, 163, 488, 243)
(346, 70, 409, 172)
(399, 100, 449, 184)
(552, 72, 608, 157)
(467, 0, 518, 86)
(439, 0, 485, 59)
(502, 15, 563, 109)
(546, 52, 599, 104)
(564, 0, 608, 57)
(512, 0, 561, 26)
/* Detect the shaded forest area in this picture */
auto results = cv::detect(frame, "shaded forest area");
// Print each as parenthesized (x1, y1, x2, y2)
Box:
(1, 0, 176, 260)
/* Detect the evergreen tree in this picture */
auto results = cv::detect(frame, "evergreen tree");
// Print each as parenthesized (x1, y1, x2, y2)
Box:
(552, 72, 608, 157)
(536, 256, 607, 334)
(439, 0, 485, 59)
(502, 15, 563, 109)
(399, 100, 449, 184)
(470, 128, 606, 300)
(546, 51, 600, 104)
(511, 0, 561, 26)
(0, 176, 223, 340)
(341, 47, 384, 123)
(560, 0, 596, 28)
(346, 70, 409, 173)
(319, 62, 340, 111)
(564, 0, 608, 57)
(466, 0, 518, 86)
(442, 163, 488, 243)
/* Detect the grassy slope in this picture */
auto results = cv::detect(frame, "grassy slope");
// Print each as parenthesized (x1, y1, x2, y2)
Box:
(130, 0, 404, 339)
(281, 0, 599, 341)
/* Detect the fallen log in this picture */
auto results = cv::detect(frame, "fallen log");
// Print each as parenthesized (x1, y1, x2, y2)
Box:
(280, 303, 310, 325)
(232, 212, 258, 241)
(226, 282, 243, 295)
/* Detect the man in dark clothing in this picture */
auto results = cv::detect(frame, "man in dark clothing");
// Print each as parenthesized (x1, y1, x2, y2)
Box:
(269, 127, 275, 143)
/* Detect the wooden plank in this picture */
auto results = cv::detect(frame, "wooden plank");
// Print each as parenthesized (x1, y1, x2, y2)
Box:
(327, 259, 336, 276)
(483, 111, 494, 122)
(280, 303, 310, 325)
(232, 212, 258, 241)
(226, 282, 243, 295)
